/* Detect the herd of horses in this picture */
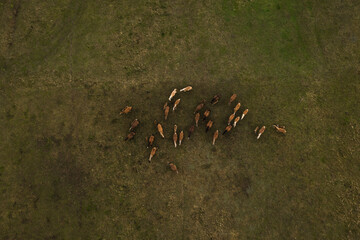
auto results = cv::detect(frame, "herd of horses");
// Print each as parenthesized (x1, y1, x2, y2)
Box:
(121, 86, 286, 173)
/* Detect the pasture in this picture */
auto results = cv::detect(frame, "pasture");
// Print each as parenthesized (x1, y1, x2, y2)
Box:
(0, 0, 359, 239)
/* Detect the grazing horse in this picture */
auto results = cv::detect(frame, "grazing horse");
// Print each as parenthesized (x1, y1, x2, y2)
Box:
(173, 125, 178, 147)
(179, 130, 184, 145)
(129, 119, 139, 131)
(273, 125, 286, 134)
(168, 162, 179, 173)
(195, 113, 200, 127)
(228, 113, 235, 125)
(125, 132, 136, 141)
(228, 94, 237, 105)
(206, 120, 213, 132)
(241, 109, 248, 120)
(147, 135, 154, 148)
(203, 109, 211, 121)
(234, 102, 241, 113)
(257, 126, 266, 139)
(157, 123, 165, 138)
(169, 89, 177, 101)
(173, 99, 181, 111)
(194, 100, 205, 114)
(149, 147, 158, 162)
(164, 106, 170, 120)
(120, 106, 132, 115)
(180, 86, 192, 92)
(212, 130, 219, 145)
(233, 116, 240, 127)
(223, 125, 232, 135)
(211, 95, 220, 105)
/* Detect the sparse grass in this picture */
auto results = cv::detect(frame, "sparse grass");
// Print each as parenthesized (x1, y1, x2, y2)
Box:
(0, 0, 359, 239)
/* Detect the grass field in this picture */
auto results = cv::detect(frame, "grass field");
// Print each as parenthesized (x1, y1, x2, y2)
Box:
(1, 0, 359, 239)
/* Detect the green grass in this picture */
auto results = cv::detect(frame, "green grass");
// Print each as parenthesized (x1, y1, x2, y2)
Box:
(1, 0, 359, 239)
